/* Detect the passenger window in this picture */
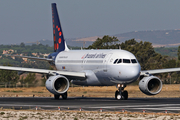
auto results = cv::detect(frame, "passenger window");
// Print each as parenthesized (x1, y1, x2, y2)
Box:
(114, 59, 118, 64)
(131, 59, 137, 63)
(117, 59, 122, 63)
(123, 59, 131, 63)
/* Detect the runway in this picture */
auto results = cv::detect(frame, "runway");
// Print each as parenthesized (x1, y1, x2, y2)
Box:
(0, 97, 180, 113)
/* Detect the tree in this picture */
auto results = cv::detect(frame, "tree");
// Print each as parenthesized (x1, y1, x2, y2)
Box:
(120, 39, 168, 70)
(20, 73, 37, 87)
(87, 35, 120, 49)
(20, 42, 25, 48)
(178, 46, 180, 60)
(0, 65, 19, 87)
(87, 37, 169, 70)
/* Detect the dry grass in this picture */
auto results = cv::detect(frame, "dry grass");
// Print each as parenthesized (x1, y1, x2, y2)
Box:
(0, 84, 180, 98)
(68, 84, 180, 98)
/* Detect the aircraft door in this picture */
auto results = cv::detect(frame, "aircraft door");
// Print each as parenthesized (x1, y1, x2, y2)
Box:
(103, 53, 112, 72)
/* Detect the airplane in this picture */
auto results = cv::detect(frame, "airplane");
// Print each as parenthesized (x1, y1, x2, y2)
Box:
(1, 3, 180, 100)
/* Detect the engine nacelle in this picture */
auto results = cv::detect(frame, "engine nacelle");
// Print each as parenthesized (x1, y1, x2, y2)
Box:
(139, 76, 162, 95)
(45, 75, 69, 95)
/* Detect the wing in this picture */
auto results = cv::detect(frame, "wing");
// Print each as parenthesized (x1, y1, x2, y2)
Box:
(5, 54, 53, 62)
(0, 66, 86, 80)
(141, 67, 180, 75)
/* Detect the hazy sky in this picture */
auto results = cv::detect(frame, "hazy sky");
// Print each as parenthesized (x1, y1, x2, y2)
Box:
(0, 0, 180, 44)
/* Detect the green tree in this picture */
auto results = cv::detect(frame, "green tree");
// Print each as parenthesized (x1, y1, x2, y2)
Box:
(20, 42, 25, 48)
(87, 35, 120, 49)
(163, 59, 176, 68)
(120, 39, 168, 70)
(20, 73, 37, 87)
(178, 46, 180, 60)
(0, 65, 19, 87)
(87, 37, 169, 70)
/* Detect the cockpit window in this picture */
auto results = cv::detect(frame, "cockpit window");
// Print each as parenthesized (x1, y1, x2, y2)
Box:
(113, 59, 118, 64)
(131, 59, 137, 63)
(114, 59, 135, 64)
(117, 59, 122, 63)
(123, 59, 131, 63)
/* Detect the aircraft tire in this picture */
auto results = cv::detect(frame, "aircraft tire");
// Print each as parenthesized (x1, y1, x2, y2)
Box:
(115, 90, 123, 100)
(123, 90, 128, 100)
(115, 90, 118, 99)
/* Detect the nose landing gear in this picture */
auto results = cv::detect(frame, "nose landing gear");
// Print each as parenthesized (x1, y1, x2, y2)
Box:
(115, 84, 128, 100)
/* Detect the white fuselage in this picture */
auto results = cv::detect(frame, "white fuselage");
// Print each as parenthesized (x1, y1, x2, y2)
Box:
(55, 49, 141, 86)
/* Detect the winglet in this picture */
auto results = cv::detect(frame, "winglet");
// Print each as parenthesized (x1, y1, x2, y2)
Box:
(52, 3, 69, 52)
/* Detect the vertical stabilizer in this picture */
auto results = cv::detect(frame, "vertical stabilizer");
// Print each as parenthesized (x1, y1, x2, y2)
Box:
(52, 3, 69, 52)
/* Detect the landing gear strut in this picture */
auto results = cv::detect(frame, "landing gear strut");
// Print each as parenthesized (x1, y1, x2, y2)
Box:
(54, 92, 68, 100)
(115, 84, 128, 100)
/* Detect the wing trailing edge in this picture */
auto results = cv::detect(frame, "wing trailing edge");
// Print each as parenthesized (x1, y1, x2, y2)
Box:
(5, 54, 53, 62)
(141, 67, 180, 75)
(0, 66, 86, 80)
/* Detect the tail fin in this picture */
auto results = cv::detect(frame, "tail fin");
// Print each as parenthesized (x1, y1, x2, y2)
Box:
(51, 3, 69, 52)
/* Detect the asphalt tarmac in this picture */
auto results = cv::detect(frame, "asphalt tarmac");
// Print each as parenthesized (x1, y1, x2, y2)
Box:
(0, 97, 180, 113)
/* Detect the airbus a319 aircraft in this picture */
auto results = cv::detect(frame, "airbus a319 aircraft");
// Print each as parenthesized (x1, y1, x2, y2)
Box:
(1, 3, 180, 100)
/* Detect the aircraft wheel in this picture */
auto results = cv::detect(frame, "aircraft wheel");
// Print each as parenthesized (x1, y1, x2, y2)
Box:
(62, 92, 67, 99)
(54, 94, 60, 99)
(122, 90, 128, 100)
(115, 90, 122, 100)
(115, 90, 118, 99)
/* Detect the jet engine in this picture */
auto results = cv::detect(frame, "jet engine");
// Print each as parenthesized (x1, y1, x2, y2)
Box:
(139, 76, 162, 95)
(45, 75, 69, 95)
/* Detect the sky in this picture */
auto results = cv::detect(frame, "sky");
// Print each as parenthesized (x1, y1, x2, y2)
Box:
(0, 0, 180, 44)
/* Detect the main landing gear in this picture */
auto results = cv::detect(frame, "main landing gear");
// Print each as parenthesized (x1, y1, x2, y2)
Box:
(54, 92, 67, 100)
(115, 84, 128, 100)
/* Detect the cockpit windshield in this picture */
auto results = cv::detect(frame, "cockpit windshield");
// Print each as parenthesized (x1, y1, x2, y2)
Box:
(131, 59, 137, 63)
(114, 59, 118, 64)
(117, 59, 122, 63)
(113, 58, 137, 64)
(123, 59, 130, 63)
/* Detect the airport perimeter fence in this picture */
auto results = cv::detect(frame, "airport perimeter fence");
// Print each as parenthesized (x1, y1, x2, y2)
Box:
(0, 83, 38, 88)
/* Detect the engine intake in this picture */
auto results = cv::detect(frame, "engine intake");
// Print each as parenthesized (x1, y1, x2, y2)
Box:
(139, 76, 162, 95)
(45, 75, 69, 95)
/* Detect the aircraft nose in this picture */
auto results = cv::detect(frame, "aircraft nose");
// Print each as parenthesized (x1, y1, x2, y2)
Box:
(126, 64, 141, 80)
(131, 66, 140, 77)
